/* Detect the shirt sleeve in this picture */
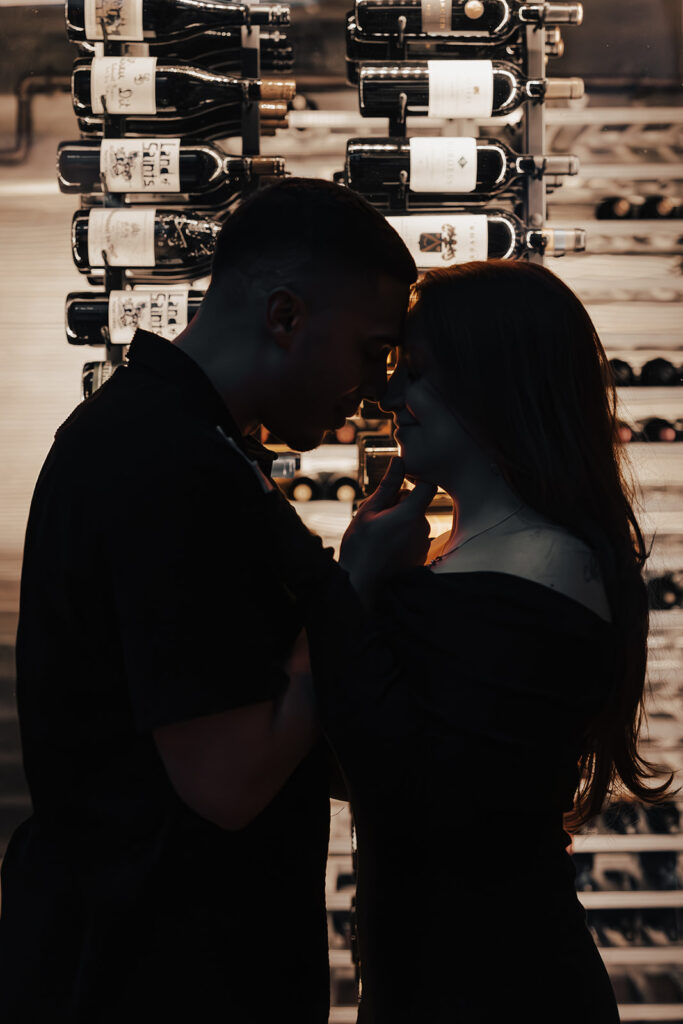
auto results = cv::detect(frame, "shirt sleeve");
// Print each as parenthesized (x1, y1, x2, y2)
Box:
(106, 430, 326, 732)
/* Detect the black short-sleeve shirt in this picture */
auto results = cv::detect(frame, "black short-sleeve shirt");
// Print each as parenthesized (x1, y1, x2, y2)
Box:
(0, 330, 334, 1023)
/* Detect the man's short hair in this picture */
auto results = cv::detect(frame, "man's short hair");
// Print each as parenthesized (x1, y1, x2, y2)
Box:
(209, 177, 417, 299)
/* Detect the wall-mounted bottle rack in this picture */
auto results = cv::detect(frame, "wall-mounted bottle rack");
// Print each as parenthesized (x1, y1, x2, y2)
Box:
(61, 0, 294, 389)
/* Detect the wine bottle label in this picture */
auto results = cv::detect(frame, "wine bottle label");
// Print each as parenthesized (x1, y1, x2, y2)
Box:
(421, 0, 453, 33)
(409, 137, 477, 193)
(100, 139, 181, 192)
(386, 214, 487, 266)
(84, 0, 144, 41)
(87, 208, 156, 267)
(90, 56, 157, 115)
(427, 60, 494, 118)
(108, 288, 189, 345)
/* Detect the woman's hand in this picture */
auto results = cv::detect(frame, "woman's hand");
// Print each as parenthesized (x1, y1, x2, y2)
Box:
(339, 457, 437, 604)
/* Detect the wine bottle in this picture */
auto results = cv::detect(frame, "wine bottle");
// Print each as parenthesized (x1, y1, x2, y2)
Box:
(639, 417, 679, 442)
(66, 0, 290, 44)
(353, 0, 583, 40)
(595, 196, 634, 220)
(76, 100, 289, 140)
(290, 476, 323, 502)
(346, 9, 567, 65)
(345, 136, 578, 202)
(638, 195, 682, 220)
(66, 288, 204, 346)
(608, 358, 636, 387)
(647, 574, 683, 610)
(82, 360, 116, 400)
(357, 61, 583, 118)
(639, 358, 682, 387)
(75, 32, 294, 72)
(327, 475, 361, 502)
(384, 210, 584, 265)
(58, 140, 285, 198)
(72, 56, 295, 118)
(71, 207, 224, 277)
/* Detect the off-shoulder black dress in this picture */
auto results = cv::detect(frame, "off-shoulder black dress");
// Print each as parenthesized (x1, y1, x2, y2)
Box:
(303, 566, 621, 1024)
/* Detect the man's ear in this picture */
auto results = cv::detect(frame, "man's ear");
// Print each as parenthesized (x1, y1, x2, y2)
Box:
(266, 288, 305, 351)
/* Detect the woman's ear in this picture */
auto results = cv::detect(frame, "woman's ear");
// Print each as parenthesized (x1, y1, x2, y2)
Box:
(266, 288, 305, 351)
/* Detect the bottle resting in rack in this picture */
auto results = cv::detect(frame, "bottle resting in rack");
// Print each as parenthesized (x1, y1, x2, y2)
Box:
(82, 360, 116, 400)
(345, 16, 564, 83)
(358, 60, 583, 118)
(66, 289, 204, 346)
(71, 207, 224, 278)
(76, 101, 289, 140)
(58, 141, 285, 197)
(75, 35, 294, 69)
(66, 0, 290, 43)
(639, 358, 682, 387)
(72, 56, 295, 118)
(384, 210, 585, 264)
(345, 136, 579, 202)
(353, 0, 583, 39)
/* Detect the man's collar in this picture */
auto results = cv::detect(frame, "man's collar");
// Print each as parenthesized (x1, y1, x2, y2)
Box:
(125, 328, 276, 474)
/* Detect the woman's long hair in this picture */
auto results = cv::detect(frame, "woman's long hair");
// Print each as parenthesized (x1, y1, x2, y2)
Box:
(408, 260, 677, 830)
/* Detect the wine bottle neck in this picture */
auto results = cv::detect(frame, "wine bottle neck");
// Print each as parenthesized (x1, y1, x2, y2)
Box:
(516, 154, 579, 177)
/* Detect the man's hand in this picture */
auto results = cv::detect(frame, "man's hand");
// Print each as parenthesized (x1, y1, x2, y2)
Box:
(339, 457, 436, 604)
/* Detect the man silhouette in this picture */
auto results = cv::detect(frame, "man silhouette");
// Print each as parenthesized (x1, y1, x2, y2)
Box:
(0, 179, 422, 1022)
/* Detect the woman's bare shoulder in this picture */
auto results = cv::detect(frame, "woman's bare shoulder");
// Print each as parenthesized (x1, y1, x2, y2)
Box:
(431, 522, 613, 623)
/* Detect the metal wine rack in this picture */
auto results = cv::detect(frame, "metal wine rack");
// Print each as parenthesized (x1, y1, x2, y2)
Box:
(62, 1, 290, 385)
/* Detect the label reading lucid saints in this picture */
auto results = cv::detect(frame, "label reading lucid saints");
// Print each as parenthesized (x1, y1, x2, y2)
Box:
(421, 0, 453, 33)
(84, 0, 144, 41)
(100, 139, 181, 193)
(410, 137, 478, 193)
(87, 208, 156, 267)
(108, 289, 189, 345)
(90, 56, 157, 115)
(427, 60, 494, 118)
(386, 214, 487, 266)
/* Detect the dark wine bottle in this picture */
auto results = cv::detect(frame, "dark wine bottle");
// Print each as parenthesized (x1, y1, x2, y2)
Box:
(357, 61, 583, 118)
(290, 476, 324, 502)
(345, 136, 578, 202)
(66, 0, 289, 44)
(639, 358, 681, 387)
(647, 574, 682, 610)
(76, 100, 289, 140)
(71, 207, 224, 277)
(58, 140, 285, 198)
(66, 289, 204, 346)
(595, 196, 634, 220)
(609, 358, 635, 387)
(638, 195, 682, 220)
(346, 9, 566, 77)
(639, 417, 679, 442)
(353, 0, 583, 40)
(82, 360, 116, 399)
(75, 32, 294, 72)
(384, 209, 585, 264)
(72, 56, 295, 118)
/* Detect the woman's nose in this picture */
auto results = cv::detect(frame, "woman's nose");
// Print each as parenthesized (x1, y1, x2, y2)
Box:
(379, 363, 406, 415)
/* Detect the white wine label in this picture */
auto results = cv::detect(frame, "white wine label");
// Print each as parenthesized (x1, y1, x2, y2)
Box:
(90, 56, 157, 115)
(421, 0, 453, 34)
(409, 137, 477, 193)
(387, 214, 487, 266)
(427, 60, 494, 118)
(87, 208, 156, 267)
(108, 288, 189, 345)
(100, 139, 181, 192)
(84, 0, 144, 41)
